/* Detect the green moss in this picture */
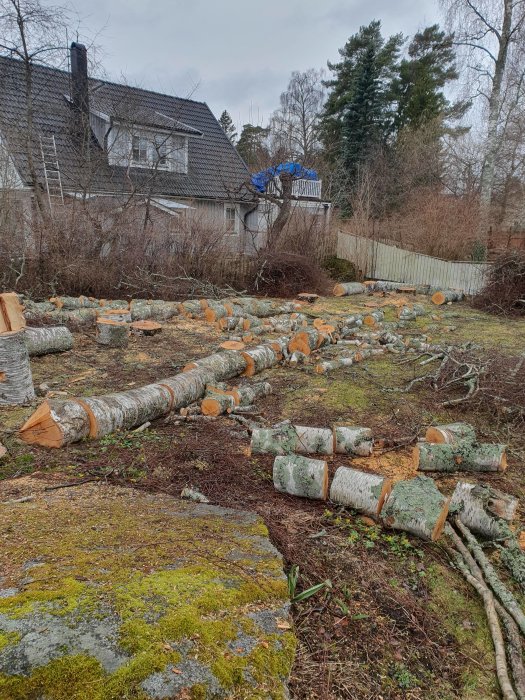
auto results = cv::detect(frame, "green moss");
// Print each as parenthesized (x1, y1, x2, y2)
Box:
(0, 632, 20, 652)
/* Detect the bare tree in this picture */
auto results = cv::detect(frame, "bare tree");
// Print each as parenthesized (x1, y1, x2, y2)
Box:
(442, 0, 525, 233)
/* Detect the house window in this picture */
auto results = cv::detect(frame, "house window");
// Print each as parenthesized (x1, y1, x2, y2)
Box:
(154, 138, 168, 168)
(225, 205, 237, 234)
(132, 135, 148, 164)
(171, 135, 187, 173)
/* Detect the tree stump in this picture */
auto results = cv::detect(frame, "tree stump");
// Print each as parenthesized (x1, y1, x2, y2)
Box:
(130, 320, 163, 336)
(381, 475, 450, 541)
(330, 466, 392, 516)
(96, 319, 130, 348)
(0, 330, 35, 405)
(273, 454, 328, 500)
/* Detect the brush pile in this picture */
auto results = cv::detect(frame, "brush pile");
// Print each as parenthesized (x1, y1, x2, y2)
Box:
(473, 251, 525, 316)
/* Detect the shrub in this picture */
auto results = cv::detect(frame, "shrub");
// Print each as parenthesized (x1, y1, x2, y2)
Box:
(472, 251, 525, 316)
(322, 255, 357, 282)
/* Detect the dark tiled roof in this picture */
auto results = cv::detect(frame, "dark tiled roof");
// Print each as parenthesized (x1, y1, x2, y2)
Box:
(0, 56, 252, 201)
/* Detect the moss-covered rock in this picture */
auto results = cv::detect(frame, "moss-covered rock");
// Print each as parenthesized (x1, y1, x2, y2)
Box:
(0, 481, 295, 699)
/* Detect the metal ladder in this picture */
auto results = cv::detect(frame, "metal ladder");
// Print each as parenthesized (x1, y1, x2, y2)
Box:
(39, 135, 64, 207)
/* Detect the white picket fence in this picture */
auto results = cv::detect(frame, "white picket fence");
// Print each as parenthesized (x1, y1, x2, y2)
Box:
(337, 232, 490, 294)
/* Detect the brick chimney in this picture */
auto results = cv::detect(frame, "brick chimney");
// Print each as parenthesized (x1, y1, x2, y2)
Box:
(70, 42, 90, 149)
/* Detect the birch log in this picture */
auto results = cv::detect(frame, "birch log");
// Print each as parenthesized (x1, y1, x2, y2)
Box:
(431, 290, 464, 305)
(0, 292, 26, 333)
(363, 310, 384, 327)
(288, 328, 330, 355)
(333, 282, 367, 297)
(49, 295, 99, 309)
(183, 351, 247, 381)
(250, 424, 333, 455)
(97, 308, 132, 323)
(96, 319, 130, 348)
(425, 422, 477, 445)
(0, 331, 35, 405)
(398, 304, 427, 321)
(19, 399, 91, 447)
(334, 426, 374, 456)
(273, 455, 328, 500)
(415, 442, 507, 473)
(450, 482, 518, 539)
(201, 392, 236, 416)
(381, 476, 450, 541)
(330, 466, 392, 516)
(240, 346, 277, 376)
(24, 326, 73, 356)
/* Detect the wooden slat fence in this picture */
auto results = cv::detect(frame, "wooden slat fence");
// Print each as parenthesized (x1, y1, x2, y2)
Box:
(337, 231, 490, 294)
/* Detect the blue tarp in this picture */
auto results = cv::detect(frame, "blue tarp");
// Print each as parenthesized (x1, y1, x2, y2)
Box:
(250, 162, 318, 193)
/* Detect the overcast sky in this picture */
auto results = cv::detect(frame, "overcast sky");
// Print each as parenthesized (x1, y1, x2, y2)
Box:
(62, 0, 441, 129)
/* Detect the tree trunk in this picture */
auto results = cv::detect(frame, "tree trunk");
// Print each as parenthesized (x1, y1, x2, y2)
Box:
(267, 172, 294, 250)
(0, 331, 35, 405)
(425, 422, 477, 445)
(363, 310, 384, 327)
(250, 423, 333, 455)
(273, 454, 328, 500)
(330, 466, 392, 516)
(334, 425, 374, 456)
(398, 304, 427, 321)
(49, 295, 99, 310)
(430, 290, 463, 305)
(333, 282, 367, 297)
(381, 475, 450, 541)
(240, 346, 278, 376)
(19, 398, 91, 447)
(24, 326, 73, 356)
(95, 319, 130, 348)
(288, 328, 330, 355)
(183, 351, 248, 381)
(451, 481, 517, 539)
(414, 442, 507, 473)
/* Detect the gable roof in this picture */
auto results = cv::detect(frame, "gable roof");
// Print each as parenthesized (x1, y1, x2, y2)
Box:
(0, 56, 252, 201)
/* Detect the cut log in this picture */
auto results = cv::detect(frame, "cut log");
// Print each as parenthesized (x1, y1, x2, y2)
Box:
(381, 475, 450, 541)
(24, 326, 73, 356)
(251, 424, 333, 455)
(398, 304, 427, 321)
(130, 320, 163, 336)
(425, 422, 477, 445)
(431, 290, 464, 305)
(95, 319, 130, 348)
(330, 466, 392, 516)
(333, 282, 367, 297)
(97, 308, 132, 323)
(159, 368, 215, 413)
(99, 299, 130, 310)
(179, 299, 204, 318)
(315, 357, 354, 374)
(201, 392, 236, 416)
(0, 292, 26, 333)
(130, 300, 153, 321)
(19, 398, 91, 447)
(288, 328, 329, 355)
(240, 346, 277, 377)
(232, 381, 272, 407)
(0, 330, 35, 405)
(363, 310, 384, 327)
(297, 292, 319, 303)
(289, 351, 308, 367)
(450, 482, 518, 539)
(334, 425, 374, 456)
(49, 295, 98, 310)
(273, 455, 328, 500)
(204, 303, 230, 323)
(183, 351, 247, 381)
(220, 340, 245, 351)
(414, 442, 507, 473)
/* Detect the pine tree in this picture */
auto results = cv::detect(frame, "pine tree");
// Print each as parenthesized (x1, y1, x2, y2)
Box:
(218, 110, 238, 144)
(236, 124, 270, 169)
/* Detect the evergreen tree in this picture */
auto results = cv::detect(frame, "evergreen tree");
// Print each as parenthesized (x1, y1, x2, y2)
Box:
(218, 110, 238, 144)
(236, 124, 270, 169)
(321, 21, 403, 168)
(393, 25, 459, 131)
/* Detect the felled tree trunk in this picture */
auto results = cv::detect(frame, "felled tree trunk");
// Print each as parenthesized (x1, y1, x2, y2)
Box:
(179, 300, 204, 318)
(334, 425, 374, 456)
(398, 304, 427, 321)
(381, 475, 450, 541)
(363, 310, 384, 327)
(330, 466, 392, 516)
(431, 290, 464, 305)
(159, 368, 215, 412)
(0, 330, 35, 405)
(19, 398, 91, 447)
(288, 328, 330, 355)
(201, 392, 235, 416)
(333, 282, 367, 297)
(96, 319, 130, 348)
(414, 442, 507, 473)
(451, 481, 518, 539)
(231, 381, 272, 407)
(24, 326, 73, 356)
(49, 295, 99, 310)
(241, 346, 277, 376)
(251, 424, 333, 455)
(315, 357, 354, 374)
(99, 299, 130, 310)
(183, 351, 247, 381)
(0, 292, 26, 333)
(425, 422, 477, 445)
(273, 454, 328, 500)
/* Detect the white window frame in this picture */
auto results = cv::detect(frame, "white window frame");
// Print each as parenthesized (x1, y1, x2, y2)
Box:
(224, 204, 239, 234)
(128, 128, 188, 174)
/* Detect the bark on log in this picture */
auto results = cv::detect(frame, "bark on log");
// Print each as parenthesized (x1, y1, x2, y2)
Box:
(97, 308, 132, 323)
(201, 392, 236, 416)
(49, 295, 99, 310)
(0, 330, 35, 405)
(24, 326, 73, 356)
(288, 328, 330, 355)
(232, 381, 272, 407)
(333, 282, 367, 297)
(183, 351, 247, 381)
(99, 299, 130, 310)
(363, 310, 384, 327)
(398, 304, 427, 321)
(414, 442, 507, 473)
(0, 292, 26, 333)
(431, 290, 464, 305)
(240, 345, 278, 376)
(179, 299, 204, 318)
(450, 481, 518, 539)
(160, 368, 215, 412)
(273, 454, 328, 500)
(330, 466, 392, 516)
(95, 319, 130, 348)
(289, 351, 308, 367)
(334, 425, 374, 456)
(251, 423, 333, 455)
(19, 398, 91, 447)
(315, 357, 354, 374)
(425, 422, 477, 445)
(381, 475, 450, 541)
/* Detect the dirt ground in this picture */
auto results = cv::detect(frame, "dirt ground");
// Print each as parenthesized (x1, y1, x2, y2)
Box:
(1, 292, 524, 699)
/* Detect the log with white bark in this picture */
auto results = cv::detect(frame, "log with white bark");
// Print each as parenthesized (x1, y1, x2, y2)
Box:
(97, 308, 132, 323)
(250, 423, 334, 455)
(334, 425, 374, 456)
(363, 309, 385, 327)
(431, 290, 464, 305)
(0, 330, 35, 405)
(0, 292, 26, 333)
(425, 422, 477, 445)
(330, 466, 392, 516)
(288, 328, 330, 355)
(19, 398, 91, 447)
(24, 326, 73, 356)
(183, 350, 247, 380)
(49, 295, 99, 310)
(96, 319, 130, 348)
(240, 345, 278, 376)
(450, 482, 518, 539)
(159, 368, 216, 412)
(398, 304, 427, 321)
(381, 475, 450, 541)
(333, 282, 367, 297)
(99, 299, 130, 310)
(201, 381, 272, 416)
(414, 442, 507, 473)
(315, 356, 354, 374)
(23, 300, 56, 321)
(179, 299, 204, 318)
(289, 351, 308, 367)
(273, 454, 328, 500)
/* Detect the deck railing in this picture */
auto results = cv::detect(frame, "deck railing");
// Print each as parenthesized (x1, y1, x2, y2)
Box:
(267, 178, 322, 200)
